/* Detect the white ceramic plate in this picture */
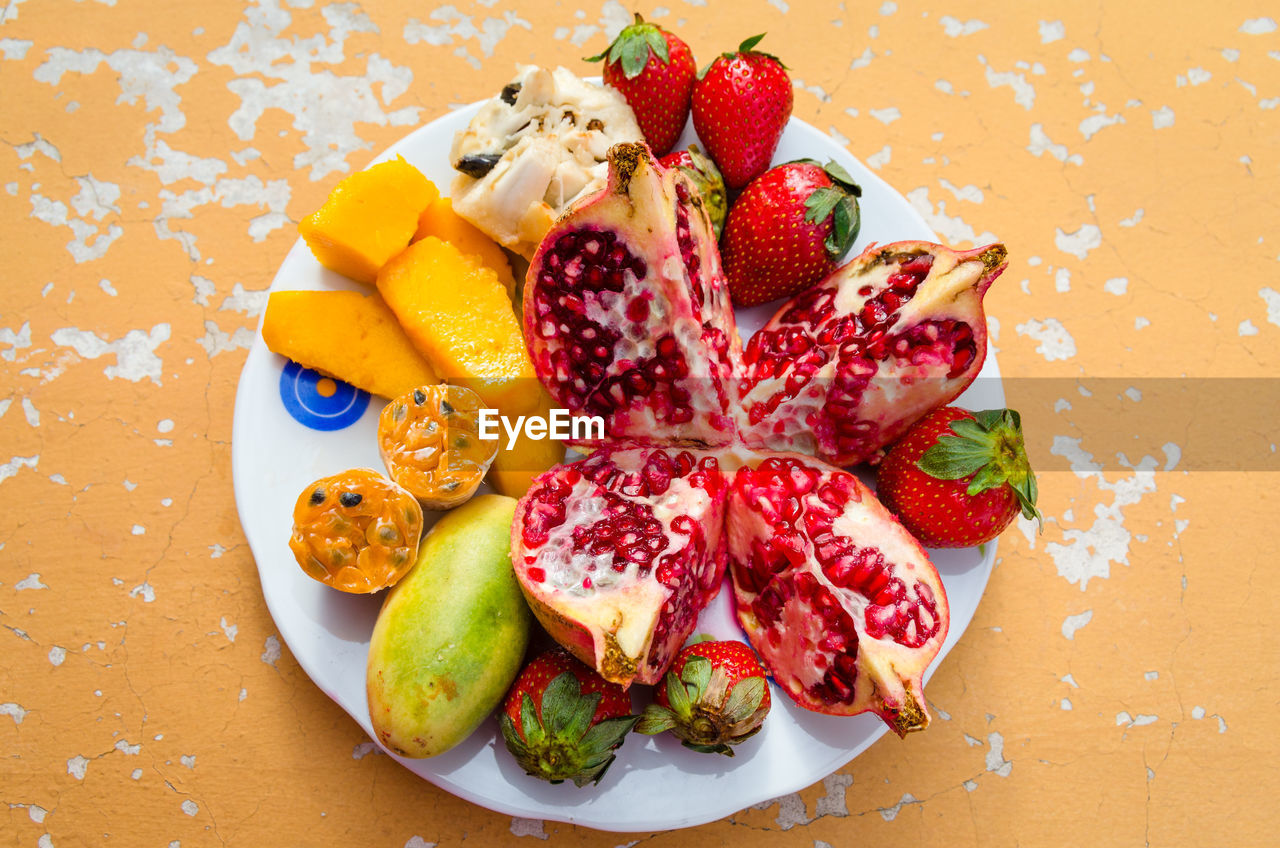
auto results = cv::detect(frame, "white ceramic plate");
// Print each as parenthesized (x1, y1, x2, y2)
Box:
(232, 96, 1002, 832)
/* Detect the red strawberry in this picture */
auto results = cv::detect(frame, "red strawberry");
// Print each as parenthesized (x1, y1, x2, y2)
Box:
(721, 159, 862, 306)
(876, 407, 1043, 549)
(692, 34, 793, 189)
(659, 144, 728, 236)
(587, 14, 696, 157)
(636, 640, 771, 756)
(499, 648, 638, 787)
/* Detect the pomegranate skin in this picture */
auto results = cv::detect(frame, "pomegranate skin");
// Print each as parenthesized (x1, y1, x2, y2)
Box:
(738, 240, 1008, 467)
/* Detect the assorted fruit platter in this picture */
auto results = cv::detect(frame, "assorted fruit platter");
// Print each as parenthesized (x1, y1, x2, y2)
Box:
(232, 15, 1039, 830)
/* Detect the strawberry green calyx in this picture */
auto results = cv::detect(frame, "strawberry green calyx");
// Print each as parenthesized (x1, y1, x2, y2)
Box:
(917, 408, 1043, 528)
(586, 14, 670, 78)
(499, 671, 639, 787)
(636, 654, 768, 756)
(791, 159, 862, 260)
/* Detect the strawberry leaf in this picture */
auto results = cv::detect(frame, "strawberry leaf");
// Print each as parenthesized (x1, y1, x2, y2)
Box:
(804, 186, 843, 225)
(588, 14, 670, 78)
(973, 408, 1006, 430)
(519, 692, 544, 746)
(965, 462, 1008, 496)
(947, 418, 990, 441)
(539, 672, 581, 735)
(664, 667, 693, 717)
(685, 741, 736, 756)
(560, 690, 602, 741)
(579, 715, 640, 757)
(499, 713, 529, 757)
(681, 655, 714, 701)
(723, 676, 766, 723)
(621, 37, 651, 78)
(569, 715, 639, 786)
(917, 439, 991, 479)
(821, 161, 860, 195)
(729, 32, 786, 67)
(828, 196, 860, 260)
(644, 29, 670, 65)
(636, 704, 678, 735)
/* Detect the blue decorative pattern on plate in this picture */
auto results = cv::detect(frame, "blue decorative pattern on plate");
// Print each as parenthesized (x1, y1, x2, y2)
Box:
(278, 360, 370, 431)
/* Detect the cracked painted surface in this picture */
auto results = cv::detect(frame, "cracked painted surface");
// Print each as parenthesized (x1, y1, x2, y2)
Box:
(2, 0, 1277, 844)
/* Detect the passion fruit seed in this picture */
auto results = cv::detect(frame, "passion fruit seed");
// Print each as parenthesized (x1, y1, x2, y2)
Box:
(413, 389, 426, 405)
(309, 488, 326, 506)
(340, 492, 363, 507)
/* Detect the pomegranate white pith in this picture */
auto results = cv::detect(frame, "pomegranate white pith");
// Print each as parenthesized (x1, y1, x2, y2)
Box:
(511, 447, 728, 687)
(728, 454, 949, 736)
(738, 241, 1009, 466)
(523, 142, 742, 448)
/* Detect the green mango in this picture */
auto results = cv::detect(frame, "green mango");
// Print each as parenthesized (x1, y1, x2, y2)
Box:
(366, 494, 530, 757)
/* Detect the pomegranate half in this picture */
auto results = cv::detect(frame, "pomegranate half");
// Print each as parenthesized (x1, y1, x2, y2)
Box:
(523, 142, 742, 448)
(728, 453, 949, 736)
(511, 447, 728, 687)
(738, 241, 1008, 466)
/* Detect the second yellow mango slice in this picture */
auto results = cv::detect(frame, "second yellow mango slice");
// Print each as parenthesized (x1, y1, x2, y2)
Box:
(377, 237, 540, 415)
(413, 197, 516, 298)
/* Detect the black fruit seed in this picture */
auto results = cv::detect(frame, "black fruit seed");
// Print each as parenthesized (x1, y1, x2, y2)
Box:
(309, 488, 325, 506)
(339, 492, 363, 507)
(455, 153, 502, 178)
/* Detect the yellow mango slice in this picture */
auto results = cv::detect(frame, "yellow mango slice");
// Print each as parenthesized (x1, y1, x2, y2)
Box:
(413, 197, 517, 298)
(262, 289, 439, 399)
(487, 390, 567, 498)
(377, 237, 540, 415)
(299, 156, 439, 284)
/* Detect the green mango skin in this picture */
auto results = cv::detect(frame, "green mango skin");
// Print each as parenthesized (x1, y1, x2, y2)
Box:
(366, 494, 530, 758)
